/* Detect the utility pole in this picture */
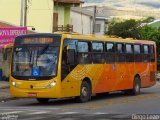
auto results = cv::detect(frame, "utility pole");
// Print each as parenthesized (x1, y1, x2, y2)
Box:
(20, 0, 24, 26)
(24, 0, 27, 26)
(20, 0, 27, 26)
(92, 5, 96, 34)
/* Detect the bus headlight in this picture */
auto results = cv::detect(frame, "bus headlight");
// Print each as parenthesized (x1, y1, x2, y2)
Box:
(47, 81, 56, 89)
(12, 82, 17, 87)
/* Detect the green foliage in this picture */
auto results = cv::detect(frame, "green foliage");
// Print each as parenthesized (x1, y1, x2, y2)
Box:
(141, 17, 155, 23)
(106, 17, 160, 52)
(107, 19, 141, 39)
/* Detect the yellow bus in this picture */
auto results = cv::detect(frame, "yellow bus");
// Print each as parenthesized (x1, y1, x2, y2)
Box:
(10, 33, 157, 103)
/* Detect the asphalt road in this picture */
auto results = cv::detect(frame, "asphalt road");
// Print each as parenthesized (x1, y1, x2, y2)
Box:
(0, 82, 160, 120)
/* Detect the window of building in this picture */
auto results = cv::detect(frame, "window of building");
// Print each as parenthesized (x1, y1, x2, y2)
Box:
(95, 24, 101, 33)
(92, 42, 105, 63)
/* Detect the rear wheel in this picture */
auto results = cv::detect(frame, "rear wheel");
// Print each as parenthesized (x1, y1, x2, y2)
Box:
(75, 81, 91, 103)
(125, 76, 141, 95)
(36, 98, 49, 104)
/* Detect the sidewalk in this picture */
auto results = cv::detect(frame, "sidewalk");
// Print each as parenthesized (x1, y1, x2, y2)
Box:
(0, 81, 14, 101)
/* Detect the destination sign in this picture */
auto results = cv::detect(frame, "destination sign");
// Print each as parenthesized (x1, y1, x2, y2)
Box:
(22, 38, 53, 44)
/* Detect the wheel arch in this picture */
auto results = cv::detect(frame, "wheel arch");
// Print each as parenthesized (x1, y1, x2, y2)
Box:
(134, 74, 141, 87)
(82, 77, 92, 91)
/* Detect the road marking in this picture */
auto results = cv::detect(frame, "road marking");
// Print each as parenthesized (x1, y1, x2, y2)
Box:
(0, 111, 23, 114)
(59, 112, 79, 115)
(21, 117, 46, 120)
(93, 112, 108, 115)
(27, 111, 49, 115)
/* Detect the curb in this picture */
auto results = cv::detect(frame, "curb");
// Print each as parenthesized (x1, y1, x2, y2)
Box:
(0, 86, 9, 89)
(0, 97, 17, 102)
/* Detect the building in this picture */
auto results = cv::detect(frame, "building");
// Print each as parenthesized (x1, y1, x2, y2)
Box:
(0, 0, 83, 33)
(71, 7, 108, 35)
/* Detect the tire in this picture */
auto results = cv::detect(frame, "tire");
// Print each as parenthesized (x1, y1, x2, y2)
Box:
(125, 76, 141, 95)
(37, 98, 49, 104)
(75, 81, 91, 103)
(132, 76, 141, 95)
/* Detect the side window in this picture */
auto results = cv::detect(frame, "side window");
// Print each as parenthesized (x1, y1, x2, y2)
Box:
(150, 45, 155, 62)
(106, 42, 115, 63)
(143, 45, 150, 62)
(92, 42, 105, 63)
(116, 43, 125, 62)
(126, 44, 134, 62)
(78, 41, 91, 64)
(62, 39, 78, 79)
(62, 39, 77, 64)
(134, 44, 142, 62)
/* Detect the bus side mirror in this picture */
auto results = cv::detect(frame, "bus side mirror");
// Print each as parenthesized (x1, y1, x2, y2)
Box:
(67, 49, 76, 65)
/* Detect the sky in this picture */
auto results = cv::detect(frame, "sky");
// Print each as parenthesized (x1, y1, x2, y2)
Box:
(84, 0, 160, 10)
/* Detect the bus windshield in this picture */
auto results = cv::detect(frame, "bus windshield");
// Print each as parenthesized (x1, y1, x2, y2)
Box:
(12, 46, 59, 78)
(12, 36, 61, 80)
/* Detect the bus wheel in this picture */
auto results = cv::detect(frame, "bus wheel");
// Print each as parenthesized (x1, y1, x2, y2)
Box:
(36, 98, 49, 104)
(125, 76, 141, 95)
(132, 76, 141, 95)
(76, 81, 91, 103)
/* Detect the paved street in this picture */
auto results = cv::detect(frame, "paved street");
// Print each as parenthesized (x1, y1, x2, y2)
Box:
(0, 82, 160, 120)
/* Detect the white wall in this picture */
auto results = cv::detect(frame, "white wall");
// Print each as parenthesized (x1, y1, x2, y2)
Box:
(95, 19, 105, 36)
(70, 11, 93, 35)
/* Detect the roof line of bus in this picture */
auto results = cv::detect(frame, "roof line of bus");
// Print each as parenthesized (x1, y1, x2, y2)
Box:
(16, 33, 155, 45)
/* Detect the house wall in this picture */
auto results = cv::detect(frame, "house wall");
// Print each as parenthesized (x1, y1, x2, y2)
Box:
(54, 6, 65, 26)
(70, 11, 93, 34)
(64, 7, 71, 26)
(95, 19, 106, 36)
(0, 0, 21, 26)
(27, 0, 53, 33)
(0, 0, 54, 33)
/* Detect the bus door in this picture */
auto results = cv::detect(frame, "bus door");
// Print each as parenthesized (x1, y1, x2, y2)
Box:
(61, 39, 78, 97)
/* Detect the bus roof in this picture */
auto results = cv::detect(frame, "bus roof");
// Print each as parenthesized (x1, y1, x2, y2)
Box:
(60, 33, 155, 45)
(15, 33, 155, 45)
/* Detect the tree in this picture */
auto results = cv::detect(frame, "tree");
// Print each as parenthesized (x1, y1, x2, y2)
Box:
(107, 19, 141, 39)
(106, 17, 160, 52)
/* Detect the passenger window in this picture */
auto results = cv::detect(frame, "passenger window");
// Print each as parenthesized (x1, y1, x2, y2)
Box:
(144, 45, 149, 54)
(143, 45, 150, 62)
(106, 43, 114, 52)
(78, 42, 89, 52)
(106, 42, 115, 63)
(78, 41, 91, 64)
(92, 42, 105, 63)
(126, 44, 134, 62)
(134, 45, 141, 54)
(150, 45, 155, 62)
(134, 44, 142, 62)
(92, 42, 103, 52)
(126, 44, 133, 54)
(116, 43, 125, 62)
